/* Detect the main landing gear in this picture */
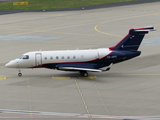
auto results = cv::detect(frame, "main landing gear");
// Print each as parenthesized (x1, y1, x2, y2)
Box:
(79, 71, 88, 77)
(18, 70, 22, 77)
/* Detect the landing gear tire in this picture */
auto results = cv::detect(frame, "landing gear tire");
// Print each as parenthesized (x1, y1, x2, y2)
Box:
(79, 71, 88, 77)
(18, 73, 22, 77)
(83, 72, 88, 77)
(18, 70, 22, 77)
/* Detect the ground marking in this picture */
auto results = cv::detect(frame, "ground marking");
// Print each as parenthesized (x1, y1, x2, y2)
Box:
(108, 74, 159, 76)
(78, 76, 97, 79)
(0, 109, 160, 119)
(0, 77, 6, 80)
(6, 12, 159, 37)
(94, 13, 160, 37)
(1, 74, 159, 80)
(52, 76, 70, 79)
(51, 76, 97, 79)
(74, 80, 92, 120)
(7, 21, 102, 36)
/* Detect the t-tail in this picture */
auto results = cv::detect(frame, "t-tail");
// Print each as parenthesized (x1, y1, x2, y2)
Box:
(109, 27, 155, 51)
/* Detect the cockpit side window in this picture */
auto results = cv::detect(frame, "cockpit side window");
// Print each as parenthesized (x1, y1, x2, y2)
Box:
(23, 55, 29, 59)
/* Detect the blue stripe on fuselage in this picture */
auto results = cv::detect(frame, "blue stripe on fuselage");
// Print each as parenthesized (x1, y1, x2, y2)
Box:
(37, 50, 140, 70)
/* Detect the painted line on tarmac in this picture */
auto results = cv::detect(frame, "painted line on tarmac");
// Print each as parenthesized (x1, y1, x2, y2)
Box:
(6, 12, 159, 37)
(0, 36, 63, 41)
(54, 31, 115, 38)
(78, 76, 97, 79)
(74, 80, 92, 119)
(0, 109, 160, 119)
(107, 73, 160, 76)
(94, 12, 160, 38)
(153, 13, 160, 16)
(0, 109, 100, 118)
(7, 21, 102, 37)
(0, 76, 97, 80)
(51, 76, 97, 79)
(52, 76, 70, 79)
(0, 77, 6, 80)
(1, 74, 159, 80)
(0, 27, 28, 31)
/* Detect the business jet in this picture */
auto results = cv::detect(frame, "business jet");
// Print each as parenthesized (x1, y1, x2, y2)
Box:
(5, 27, 155, 77)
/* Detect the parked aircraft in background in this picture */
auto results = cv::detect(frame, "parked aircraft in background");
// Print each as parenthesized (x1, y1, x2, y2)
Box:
(5, 27, 155, 77)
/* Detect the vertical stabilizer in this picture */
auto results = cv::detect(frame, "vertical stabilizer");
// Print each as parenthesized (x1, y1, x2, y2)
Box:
(109, 27, 155, 51)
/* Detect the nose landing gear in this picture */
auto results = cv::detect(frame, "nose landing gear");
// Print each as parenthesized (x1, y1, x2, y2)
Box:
(18, 70, 22, 77)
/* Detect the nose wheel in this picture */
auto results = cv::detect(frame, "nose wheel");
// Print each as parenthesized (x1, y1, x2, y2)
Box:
(18, 73, 22, 77)
(18, 70, 22, 77)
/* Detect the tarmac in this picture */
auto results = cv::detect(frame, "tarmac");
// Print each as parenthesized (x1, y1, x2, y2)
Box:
(0, 1, 160, 120)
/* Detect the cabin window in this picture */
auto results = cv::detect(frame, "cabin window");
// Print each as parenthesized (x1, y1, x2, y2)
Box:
(81, 55, 84, 58)
(73, 56, 76, 59)
(56, 56, 59, 59)
(50, 56, 53, 60)
(67, 56, 70, 59)
(62, 56, 64, 59)
(44, 57, 47, 60)
(23, 55, 29, 59)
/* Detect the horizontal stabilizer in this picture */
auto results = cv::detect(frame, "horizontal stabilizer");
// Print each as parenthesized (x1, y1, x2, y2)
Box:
(135, 27, 155, 32)
(135, 26, 154, 30)
(135, 29, 155, 32)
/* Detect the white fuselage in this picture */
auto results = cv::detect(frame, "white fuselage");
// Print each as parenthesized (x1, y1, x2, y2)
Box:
(5, 48, 112, 68)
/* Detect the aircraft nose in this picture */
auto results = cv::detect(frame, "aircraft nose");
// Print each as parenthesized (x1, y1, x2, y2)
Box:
(5, 62, 10, 67)
(5, 60, 17, 68)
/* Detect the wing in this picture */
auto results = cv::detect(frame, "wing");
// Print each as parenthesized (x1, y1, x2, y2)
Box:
(58, 67, 103, 72)
(56, 63, 112, 72)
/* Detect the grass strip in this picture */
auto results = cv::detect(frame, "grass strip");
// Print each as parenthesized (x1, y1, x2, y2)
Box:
(0, 0, 138, 10)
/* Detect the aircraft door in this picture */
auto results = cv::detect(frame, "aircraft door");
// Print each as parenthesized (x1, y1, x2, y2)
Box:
(35, 53, 42, 66)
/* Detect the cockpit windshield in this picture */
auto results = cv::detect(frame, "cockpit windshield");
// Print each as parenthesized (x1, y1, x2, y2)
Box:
(18, 55, 29, 59)
(18, 55, 23, 59)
